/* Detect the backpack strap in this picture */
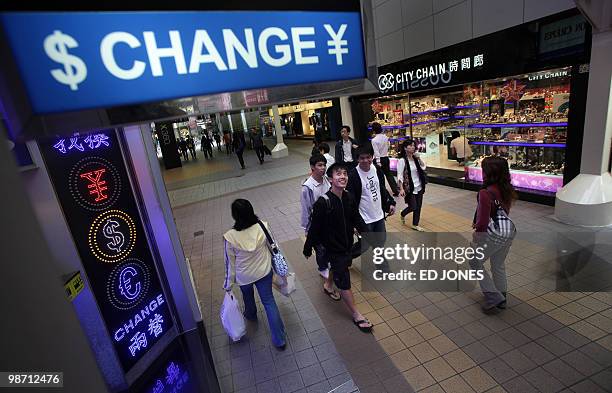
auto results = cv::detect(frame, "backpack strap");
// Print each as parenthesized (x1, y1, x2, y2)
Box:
(320, 193, 332, 213)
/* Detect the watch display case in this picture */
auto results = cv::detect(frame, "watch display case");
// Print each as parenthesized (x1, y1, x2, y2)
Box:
(367, 66, 572, 194)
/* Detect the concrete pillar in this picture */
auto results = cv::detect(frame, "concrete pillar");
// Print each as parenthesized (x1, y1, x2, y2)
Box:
(240, 109, 248, 131)
(228, 112, 234, 132)
(271, 105, 288, 158)
(216, 113, 223, 132)
(555, 29, 612, 226)
(339, 96, 355, 137)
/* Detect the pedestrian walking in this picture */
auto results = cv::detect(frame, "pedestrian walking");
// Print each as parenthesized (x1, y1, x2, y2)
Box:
(397, 139, 427, 231)
(223, 199, 286, 349)
(223, 131, 233, 155)
(178, 137, 189, 161)
(300, 154, 331, 280)
(201, 133, 213, 159)
(334, 126, 358, 168)
(470, 156, 517, 314)
(346, 146, 396, 271)
(213, 132, 222, 152)
(251, 128, 265, 164)
(187, 135, 197, 160)
(371, 122, 399, 196)
(233, 130, 246, 169)
(303, 163, 372, 332)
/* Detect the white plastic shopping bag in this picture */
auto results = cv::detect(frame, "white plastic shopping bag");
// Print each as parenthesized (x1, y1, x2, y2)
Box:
(220, 291, 246, 342)
(273, 272, 296, 297)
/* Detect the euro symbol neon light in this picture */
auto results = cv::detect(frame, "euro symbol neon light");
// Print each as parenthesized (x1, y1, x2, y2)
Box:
(119, 266, 141, 300)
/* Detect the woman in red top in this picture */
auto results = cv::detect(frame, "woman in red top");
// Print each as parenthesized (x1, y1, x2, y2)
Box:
(471, 156, 517, 314)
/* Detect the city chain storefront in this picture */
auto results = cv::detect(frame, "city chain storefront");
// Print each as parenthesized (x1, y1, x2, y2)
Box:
(351, 9, 591, 204)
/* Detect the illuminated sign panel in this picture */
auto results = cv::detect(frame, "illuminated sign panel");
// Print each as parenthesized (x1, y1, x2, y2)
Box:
(39, 130, 173, 371)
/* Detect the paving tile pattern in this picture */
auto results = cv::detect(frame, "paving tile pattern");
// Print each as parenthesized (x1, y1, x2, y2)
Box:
(172, 144, 612, 393)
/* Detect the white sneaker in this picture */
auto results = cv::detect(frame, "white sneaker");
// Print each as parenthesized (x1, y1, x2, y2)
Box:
(411, 225, 425, 232)
(318, 269, 329, 279)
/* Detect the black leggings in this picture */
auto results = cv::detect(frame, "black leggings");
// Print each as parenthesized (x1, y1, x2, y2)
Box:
(401, 191, 424, 225)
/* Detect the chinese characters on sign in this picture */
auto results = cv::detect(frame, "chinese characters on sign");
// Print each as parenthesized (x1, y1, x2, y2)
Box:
(378, 54, 485, 93)
(40, 130, 173, 371)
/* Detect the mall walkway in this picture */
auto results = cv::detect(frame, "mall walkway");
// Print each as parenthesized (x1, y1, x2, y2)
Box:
(171, 154, 612, 393)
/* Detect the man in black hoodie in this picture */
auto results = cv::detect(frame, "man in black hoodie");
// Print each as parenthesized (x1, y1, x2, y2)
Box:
(303, 163, 373, 333)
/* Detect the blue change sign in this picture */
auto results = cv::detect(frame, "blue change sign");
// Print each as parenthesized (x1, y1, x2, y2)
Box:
(0, 11, 366, 114)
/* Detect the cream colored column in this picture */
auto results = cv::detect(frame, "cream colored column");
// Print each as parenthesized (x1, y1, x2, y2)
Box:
(555, 28, 612, 226)
(271, 105, 288, 158)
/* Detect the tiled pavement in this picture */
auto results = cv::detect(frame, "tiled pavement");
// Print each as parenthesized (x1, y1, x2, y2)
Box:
(171, 151, 612, 393)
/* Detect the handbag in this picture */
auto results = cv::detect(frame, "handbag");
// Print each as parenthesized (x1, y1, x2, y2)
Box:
(486, 190, 516, 243)
(272, 272, 296, 296)
(220, 291, 246, 342)
(257, 221, 290, 277)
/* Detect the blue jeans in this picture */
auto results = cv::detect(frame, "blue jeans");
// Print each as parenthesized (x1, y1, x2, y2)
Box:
(366, 218, 387, 248)
(239, 269, 286, 347)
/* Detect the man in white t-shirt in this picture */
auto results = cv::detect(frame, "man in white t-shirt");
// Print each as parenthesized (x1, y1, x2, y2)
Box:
(347, 146, 396, 255)
(371, 122, 399, 196)
(450, 132, 472, 165)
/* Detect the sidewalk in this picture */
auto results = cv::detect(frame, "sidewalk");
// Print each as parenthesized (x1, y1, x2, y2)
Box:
(174, 169, 612, 393)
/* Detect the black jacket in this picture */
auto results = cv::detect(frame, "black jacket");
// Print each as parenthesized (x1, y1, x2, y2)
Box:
(304, 190, 367, 258)
(335, 137, 357, 163)
(347, 165, 396, 217)
(401, 156, 427, 194)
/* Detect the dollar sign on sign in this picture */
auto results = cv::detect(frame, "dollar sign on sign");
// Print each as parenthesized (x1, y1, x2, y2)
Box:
(43, 30, 87, 91)
(102, 219, 125, 253)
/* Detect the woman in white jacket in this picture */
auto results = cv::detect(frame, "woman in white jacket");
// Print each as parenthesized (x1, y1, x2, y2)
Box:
(223, 199, 286, 349)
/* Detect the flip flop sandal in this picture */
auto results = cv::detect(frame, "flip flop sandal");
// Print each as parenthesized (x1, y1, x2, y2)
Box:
(323, 287, 341, 301)
(353, 319, 373, 333)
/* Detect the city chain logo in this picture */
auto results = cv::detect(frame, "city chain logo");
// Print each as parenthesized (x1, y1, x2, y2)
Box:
(41, 24, 351, 91)
(378, 73, 394, 91)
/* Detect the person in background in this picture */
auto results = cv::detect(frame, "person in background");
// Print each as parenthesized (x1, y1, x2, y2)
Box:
(471, 156, 516, 314)
(334, 126, 358, 168)
(301, 154, 331, 281)
(223, 199, 286, 349)
(200, 133, 213, 160)
(251, 127, 265, 164)
(178, 137, 189, 161)
(187, 135, 197, 160)
(450, 130, 472, 165)
(213, 131, 222, 152)
(310, 139, 320, 157)
(304, 163, 372, 333)
(232, 130, 246, 169)
(371, 122, 399, 196)
(318, 143, 335, 172)
(397, 139, 427, 231)
(223, 131, 233, 155)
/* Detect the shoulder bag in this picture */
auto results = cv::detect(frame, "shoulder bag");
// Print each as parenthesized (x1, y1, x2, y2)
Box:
(257, 221, 290, 277)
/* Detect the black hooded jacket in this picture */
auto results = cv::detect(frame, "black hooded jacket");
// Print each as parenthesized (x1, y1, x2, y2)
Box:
(304, 190, 367, 259)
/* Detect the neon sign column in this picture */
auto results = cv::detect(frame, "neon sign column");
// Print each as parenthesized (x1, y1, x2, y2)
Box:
(39, 130, 174, 372)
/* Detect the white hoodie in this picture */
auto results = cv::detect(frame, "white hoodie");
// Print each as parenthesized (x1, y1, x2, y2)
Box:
(223, 221, 273, 289)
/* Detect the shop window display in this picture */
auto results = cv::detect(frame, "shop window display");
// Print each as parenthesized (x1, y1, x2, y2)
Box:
(368, 66, 571, 194)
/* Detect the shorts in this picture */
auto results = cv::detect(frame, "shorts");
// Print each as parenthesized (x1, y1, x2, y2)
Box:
(329, 254, 352, 290)
(331, 265, 351, 290)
